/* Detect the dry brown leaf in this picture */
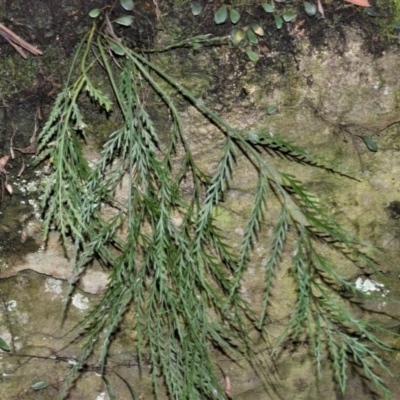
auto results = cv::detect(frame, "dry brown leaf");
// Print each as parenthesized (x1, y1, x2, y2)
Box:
(224, 375, 232, 399)
(17, 158, 26, 177)
(5, 183, 12, 195)
(344, 0, 370, 7)
(14, 144, 36, 154)
(0, 155, 10, 174)
(21, 227, 28, 243)
(317, 0, 325, 17)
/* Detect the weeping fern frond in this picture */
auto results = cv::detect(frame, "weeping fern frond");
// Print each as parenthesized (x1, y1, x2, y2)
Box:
(37, 13, 393, 400)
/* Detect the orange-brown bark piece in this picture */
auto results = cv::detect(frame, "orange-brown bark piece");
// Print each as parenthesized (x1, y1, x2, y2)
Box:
(344, 0, 370, 7)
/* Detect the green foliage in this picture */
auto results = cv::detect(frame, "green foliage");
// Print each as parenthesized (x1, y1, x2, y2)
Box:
(113, 16, 134, 27)
(359, 135, 378, 152)
(230, 8, 241, 24)
(188, 1, 400, 61)
(262, 3, 274, 13)
(38, 8, 393, 400)
(304, 1, 317, 17)
(191, 1, 202, 16)
(214, 5, 228, 24)
(120, 0, 134, 11)
(191, 1, 300, 60)
(31, 381, 49, 390)
(0, 336, 10, 351)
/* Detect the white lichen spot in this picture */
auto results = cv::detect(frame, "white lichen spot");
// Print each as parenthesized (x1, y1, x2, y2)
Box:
(72, 293, 89, 311)
(260, 258, 268, 270)
(355, 277, 386, 296)
(234, 227, 244, 236)
(45, 278, 63, 300)
(14, 342, 22, 351)
(6, 300, 17, 309)
(96, 392, 107, 400)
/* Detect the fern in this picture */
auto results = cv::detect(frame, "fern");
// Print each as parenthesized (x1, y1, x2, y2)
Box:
(38, 14, 393, 400)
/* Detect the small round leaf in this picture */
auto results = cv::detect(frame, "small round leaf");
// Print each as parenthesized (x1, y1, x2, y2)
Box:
(0, 337, 10, 351)
(246, 50, 259, 62)
(31, 381, 49, 390)
(89, 8, 101, 18)
(304, 1, 317, 16)
(267, 106, 277, 115)
(230, 9, 240, 24)
(191, 2, 202, 16)
(214, 5, 228, 24)
(247, 29, 258, 44)
(261, 3, 274, 13)
(231, 28, 246, 45)
(248, 131, 259, 144)
(359, 136, 378, 152)
(283, 10, 295, 22)
(109, 41, 125, 55)
(251, 23, 264, 36)
(274, 15, 283, 29)
(120, 0, 134, 11)
(364, 8, 377, 17)
(113, 16, 133, 26)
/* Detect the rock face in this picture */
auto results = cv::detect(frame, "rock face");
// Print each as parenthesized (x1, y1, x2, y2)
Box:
(1, 3, 400, 399)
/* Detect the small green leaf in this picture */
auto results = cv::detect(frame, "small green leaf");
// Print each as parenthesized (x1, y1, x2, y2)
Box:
(0, 337, 10, 351)
(251, 23, 264, 36)
(261, 3, 274, 13)
(31, 381, 49, 390)
(89, 8, 101, 18)
(283, 10, 295, 22)
(231, 28, 246, 45)
(113, 16, 133, 26)
(214, 5, 228, 24)
(267, 105, 277, 115)
(365, 8, 377, 17)
(109, 41, 125, 56)
(247, 29, 258, 44)
(393, 22, 400, 29)
(246, 50, 259, 62)
(304, 1, 317, 16)
(230, 9, 240, 24)
(120, 0, 134, 11)
(359, 136, 378, 152)
(103, 376, 117, 400)
(274, 15, 283, 29)
(248, 131, 259, 144)
(191, 2, 202, 16)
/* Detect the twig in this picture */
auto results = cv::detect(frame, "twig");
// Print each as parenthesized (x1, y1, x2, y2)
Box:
(0, 22, 42, 58)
